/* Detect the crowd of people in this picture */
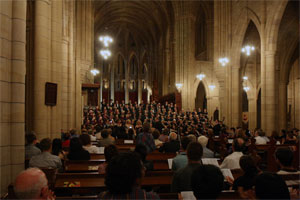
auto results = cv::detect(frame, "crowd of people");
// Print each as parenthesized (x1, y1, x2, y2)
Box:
(17, 101, 299, 199)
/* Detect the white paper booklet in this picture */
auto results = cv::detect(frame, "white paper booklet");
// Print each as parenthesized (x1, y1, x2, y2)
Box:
(221, 168, 234, 180)
(181, 191, 196, 200)
(168, 158, 173, 169)
(201, 158, 220, 167)
(124, 140, 134, 144)
(99, 147, 105, 154)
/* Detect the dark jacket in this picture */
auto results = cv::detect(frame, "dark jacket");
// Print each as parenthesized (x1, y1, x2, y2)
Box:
(67, 149, 90, 160)
(159, 140, 180, 153)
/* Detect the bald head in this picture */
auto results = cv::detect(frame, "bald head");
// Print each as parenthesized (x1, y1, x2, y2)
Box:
(169, 132, 177, 141)
(14, 168, 48, 199)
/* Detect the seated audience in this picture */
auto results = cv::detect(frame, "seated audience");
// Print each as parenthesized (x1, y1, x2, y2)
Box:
(136, 122, 156, 153)
(25, 133, 41, 160)
(159, 132, 180, 153)
(198, 135, 214, 158)
(98, 129, 115, 147)
(255, 172, 290, 199)
(134, 144, 153, 171)
(99, 152, 159, 199)
(14, 168, 55, 200)
(275, 147, 299, 174)
(159, 128, 169, 142)
(232, 155, 260, 198)
(255, 130, 269, 145)
(284, 132, 297, 145)
(67, 137, 90, 160)
(152, 129, 163, 148)
(191, 164, 224, 199)
(51, 138, 66, 159)
(88, 129, 97, 141)
(171, 142, 203, 192)
(127, 128, 135, 140)
(80, 134, 100, 153)
(29, 138, 62, 170)
(98, 145, 119, 174)
(61, 132, 70, 149)
(220, 138, 245, 169)
(70, 129, 78, 138)
(172, 136, 191, 171)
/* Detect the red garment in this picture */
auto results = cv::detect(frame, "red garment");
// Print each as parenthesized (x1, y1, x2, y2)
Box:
(62, 139, 70, 148)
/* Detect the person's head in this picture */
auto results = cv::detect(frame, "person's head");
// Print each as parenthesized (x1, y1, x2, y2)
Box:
(275, 147, 294, 167)
(191, 165, 224, 199)
(63, 132, 70, 141)
(105, 152, 144, 194)
(198, 136, 209, 148)
(134, 144, 148, 161)
(25, 133, 37, 145)
(255, 172, 290, 199)
(70, 129, 76, 136)
(142, 122, 150, 133)
(232, 138, 245, 152)
(101, 129, 109, 139)
(181, 136, 191, 151)
(162, 128, 169, 136)
(14, 168, 48, 199)
(187, 134, 197, 142)
(79, 134, 91, 146)
(187, 142, 203, 162)
(51, 138, 62, 156)
(39, 138, 52, 152)
(169, 132, 177, 141)
(104, 145, 119, 163)
(239, 155, 258, 175)
(69, 137, 83, 152)
(152, 129, 160, 139)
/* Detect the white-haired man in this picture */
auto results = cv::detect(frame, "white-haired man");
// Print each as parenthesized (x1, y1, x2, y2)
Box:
(159, 132, 180, 153)
(14, 168, 55, 199)
(198, 136, 214, 158)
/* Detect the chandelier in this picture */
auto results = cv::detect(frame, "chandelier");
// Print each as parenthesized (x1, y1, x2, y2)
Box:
(196, 73, 206, 80)
(90, 69, 100, 76)
(241, 45, 255, 56)
(219, 57, 229, 67)
(100, 49, 111, 59)
(243, 86, 250, 92)
(99, 36, 113, 47)
(209, 85, 216, 90)
(175, 83, 183, 91)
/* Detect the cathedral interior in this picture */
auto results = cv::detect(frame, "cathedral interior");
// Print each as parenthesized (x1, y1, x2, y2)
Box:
(0, 0, 299, 195)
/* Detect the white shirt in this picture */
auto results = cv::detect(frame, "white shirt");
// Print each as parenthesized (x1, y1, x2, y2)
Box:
(255, 136, 267, 145)
(220, 152, 243, 169)
(83, 145, 100, 153)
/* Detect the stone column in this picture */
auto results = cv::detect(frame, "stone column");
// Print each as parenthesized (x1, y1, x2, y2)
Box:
(295, 79, 300, 129)
(278, 82, 287, 131)
(125, 62, 129, 103)
(138, 78, 142, 104)
(110, 64, 114, 101)
(231, 67, 241, 127)
(248, 97, 257, 131)
(264, 50, 276, 136)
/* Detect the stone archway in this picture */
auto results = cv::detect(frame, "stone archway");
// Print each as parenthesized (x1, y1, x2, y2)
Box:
(195, 82, 207, 111)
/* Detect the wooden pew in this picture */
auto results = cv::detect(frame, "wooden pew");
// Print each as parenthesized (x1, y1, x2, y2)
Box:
(54, 171, 173, 196)
(65, 160, 105, 173)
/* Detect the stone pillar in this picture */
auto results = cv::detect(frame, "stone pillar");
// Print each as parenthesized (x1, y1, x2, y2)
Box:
(138, 79, 142, 104)
(232, 67, 241, 127)
(295, 79, 300, 129)
(264, 51, 276, 136)
(278, 82, 287, 131)
(110, 64, 114, 101)
(125, 62, 129, 103)
(248, 97, 257, 131)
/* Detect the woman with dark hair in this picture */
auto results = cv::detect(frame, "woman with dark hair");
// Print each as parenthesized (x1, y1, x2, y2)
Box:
(67, 137, 90, 160)
(231, 155, 261, 198)
(134, 144, 153, 171)
(98, 145, 119, 174)
(99, 152, 159, 199)
(80, 134, 99, 153)
(51, 138, 66, 159)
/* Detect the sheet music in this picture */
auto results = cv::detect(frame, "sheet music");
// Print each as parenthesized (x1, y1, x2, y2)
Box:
(124, 140, 134, 144)
(221, 169, 234, 180)
(181, 191, 196, 200)
(168, 159, 173, 169)
(99, 147, 105, 154)
(201, 158, 220, 167)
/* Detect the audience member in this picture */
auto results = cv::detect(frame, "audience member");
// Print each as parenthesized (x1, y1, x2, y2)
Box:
(98, 129, 115, 147)
(14, 168, 55, 200)
(159, 128, 169, 143)
(62, 132, 70, 148)
(191, 164, 224, 199)
(25, 133, 41, 160)
(255, 172, 290, 199)
(275, 147, 299, 174)
(67, 137, 90, 160)
(98, 145, 119, 174)
(171, 142, 203, 192)
(159, 132, 180, 153)
(134, 144, 154, 171)
(172, 136, 191, 171)
(152, 129, 163, 148)
(136, 122, 156, 153)
(99, 152, 159, 199)
(80, 134, 100, 153)
(197, 135, 214, 158)
(220, 138, 245, 169)
(51, 138, 66, 159)
(254, 130, 268, 145)
(29, 138, 62, 170)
